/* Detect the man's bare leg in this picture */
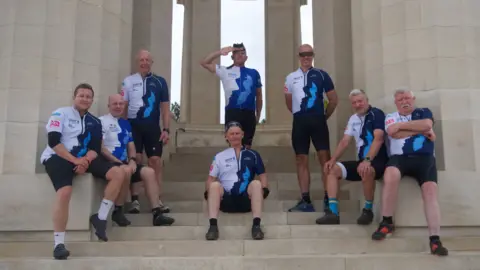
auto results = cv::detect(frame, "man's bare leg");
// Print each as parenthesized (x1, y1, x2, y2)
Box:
(317, 150, 331, 212)
(357, 169, 376, 225)
(316, 165, 342, 225)
(148, 156, 169, 212)
(52, 186, 72, 256)
(372, 166, 400, 240)
(248, 180, 264, 240)
(111, 166, 132, 227)
(421, 182, 448, 256)
(206, 181, 224, 240)
(139, 166, 175, 226)
(288, 154, 314, 212)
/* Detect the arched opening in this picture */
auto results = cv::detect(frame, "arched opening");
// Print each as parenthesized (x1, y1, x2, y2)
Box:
(219, 0, 266, 124)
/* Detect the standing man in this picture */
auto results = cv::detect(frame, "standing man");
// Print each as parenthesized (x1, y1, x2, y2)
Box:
(316, 89, 388, 225)
(200, 43, 263, 148)
(371, 88, 448, 256)
(284, 44, 338, 213)
(121, 49, 170, 214)
(41, 83, 127, 259)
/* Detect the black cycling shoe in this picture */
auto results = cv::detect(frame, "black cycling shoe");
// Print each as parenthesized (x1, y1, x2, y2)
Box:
(111, 210, 131, 227)
(251, 225, 264, 240)
(53, 244, 70, 260)
(357, 208, 374, 225)
(153, 213, 175, 226)
(205, 225, 219, 240)
(430, 239, 449, 256)
(316, 211, 340, 225)
(372, 221, 395, 241)
(90, 214, 108, 242)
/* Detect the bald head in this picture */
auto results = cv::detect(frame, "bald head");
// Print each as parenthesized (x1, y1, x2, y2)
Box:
(108, 94, 125, 117)
(298, 44, 314, 53)
(136, 49, 153, 75)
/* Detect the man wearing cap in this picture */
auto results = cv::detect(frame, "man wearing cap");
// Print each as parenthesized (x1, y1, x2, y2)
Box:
(200, 43, 263, 148)
(203, 121, 269, 241)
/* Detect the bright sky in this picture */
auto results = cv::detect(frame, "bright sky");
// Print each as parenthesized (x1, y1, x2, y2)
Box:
(170, 0, 313, 123)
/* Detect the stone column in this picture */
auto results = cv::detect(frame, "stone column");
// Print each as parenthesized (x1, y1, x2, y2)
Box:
(264, 0, 301, 125)
(312, 0, 354, 153)
(0, 0, 133, 174)
(180, 0, 221, 125)
(131, 0, 173, 95)
(352, 0, 480, 226)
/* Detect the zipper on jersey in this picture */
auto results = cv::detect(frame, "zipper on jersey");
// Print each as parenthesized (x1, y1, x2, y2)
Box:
(143, 76, 147, 96)
(303, 69, 309, 88)
(235, 148, 243, 174)
(80, 115, 85, 134)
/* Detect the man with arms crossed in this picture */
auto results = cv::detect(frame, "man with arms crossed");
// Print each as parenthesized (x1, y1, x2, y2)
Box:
(316, 89, 388, 225)
(284, 44, 338, 213)
(121, 50, 170, 214)
(41, 83, 127, 260)
(99, 94, 175, 226)
(200, 43, 263, 148)
(204, 121, 269, 240)
(371, 88, 448, 256)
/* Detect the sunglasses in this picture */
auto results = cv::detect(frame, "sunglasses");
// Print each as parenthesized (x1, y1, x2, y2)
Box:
(299, 51, 314, 57)
(225, 121, 243, 132)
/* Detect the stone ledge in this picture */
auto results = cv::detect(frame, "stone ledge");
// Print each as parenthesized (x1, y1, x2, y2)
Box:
(370, 171, 480, 227)
(0, 174, 105, 232)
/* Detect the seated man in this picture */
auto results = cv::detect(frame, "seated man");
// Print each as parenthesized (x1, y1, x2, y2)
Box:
(204, 121, 269, 240)
(99, 94, 175, 226)
(40, 83, 127, 260)
(371, 88, 448, 257)
(316, 89, 388, 225)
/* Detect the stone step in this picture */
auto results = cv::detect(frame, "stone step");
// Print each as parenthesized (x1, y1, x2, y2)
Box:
(105, 225, 480, 241)
(129, 199, 360, 213)
(1, 238, 478, 258)
(1, 253, 479, 270)
(116, 212, 360, 227)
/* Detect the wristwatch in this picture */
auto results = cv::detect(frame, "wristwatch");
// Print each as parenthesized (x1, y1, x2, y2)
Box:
(163, 128, 170, 134)
(364, 157, 372, 162)
(128, 157, 137, 163)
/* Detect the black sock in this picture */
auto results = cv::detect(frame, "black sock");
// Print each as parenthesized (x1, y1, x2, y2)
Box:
(152, 207, 161, 216)
(253, 217, 261, 226)
(323, 191, 329, 208)
(301, 192, 311, 204)
(131, 195, 139, 202)
(429, 235, 440, 242)
(209, 218, 218, 226)
(382, 216, 393, 224)
(114, 205, 122, 213)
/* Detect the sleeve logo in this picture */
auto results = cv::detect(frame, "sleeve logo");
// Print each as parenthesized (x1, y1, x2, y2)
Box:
(283, 85, 288, 93)
(49, 120, 60, 127)
(385, 118, 395, 125)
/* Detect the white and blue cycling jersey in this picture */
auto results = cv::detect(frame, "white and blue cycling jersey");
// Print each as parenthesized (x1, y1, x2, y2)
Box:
(209, 146, 265, 195)
(121, 72, 169, 122)
(216, 65, 262, 111)
(385, 108, 435, 156)
(99, 113, 133, 163)
(344, 106, 388, 161)
(284, 67, 334, 116)
(40, 106, 102, 163)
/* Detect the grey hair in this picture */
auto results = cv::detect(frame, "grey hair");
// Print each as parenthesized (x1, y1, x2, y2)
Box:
(349, 89, 367, 98)
(394, 87, 414, 97)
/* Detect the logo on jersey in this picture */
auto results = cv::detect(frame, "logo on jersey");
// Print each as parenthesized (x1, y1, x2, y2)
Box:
(386, 118, 395, 125)
(49, 120, 60, 127)
(283, 85, 288, 93)
(120, 89, 125, 96)
(51, 112, 61, 116)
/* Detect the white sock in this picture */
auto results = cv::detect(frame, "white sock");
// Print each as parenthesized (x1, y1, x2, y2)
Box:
(97, 199, 113, 220)
(54, 232, 65, 248)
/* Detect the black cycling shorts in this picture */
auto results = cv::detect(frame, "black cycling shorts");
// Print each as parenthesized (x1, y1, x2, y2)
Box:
(386, 155, 437, 186)
(220, 192, 251, 213)
(129, 120, 163, 158)
(108, 159, 144, 184)
(44, 154, 114, 191)
(336, 159, 387, 181)
(292, 114, 330, 155)
(225, 108, 257, 146)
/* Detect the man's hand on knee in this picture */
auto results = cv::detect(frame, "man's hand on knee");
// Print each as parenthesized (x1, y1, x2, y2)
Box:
(357, 161, 373, 179)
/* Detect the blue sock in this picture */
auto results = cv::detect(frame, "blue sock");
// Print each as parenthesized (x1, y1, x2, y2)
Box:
(364, 200, 373, 210)
(329, 198, 339, 215)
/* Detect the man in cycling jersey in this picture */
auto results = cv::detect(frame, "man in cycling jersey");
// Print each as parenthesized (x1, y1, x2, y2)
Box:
(284, 44, 338, 213)
(200, 43, 263, 148)
(99, 94, 175, 226)
(41, 83, 127, 260)
(121, 49, 170, 214)
(316, 89, 388, 225)
(204, 121, 269, 241)
(371, 88, 448, 256)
